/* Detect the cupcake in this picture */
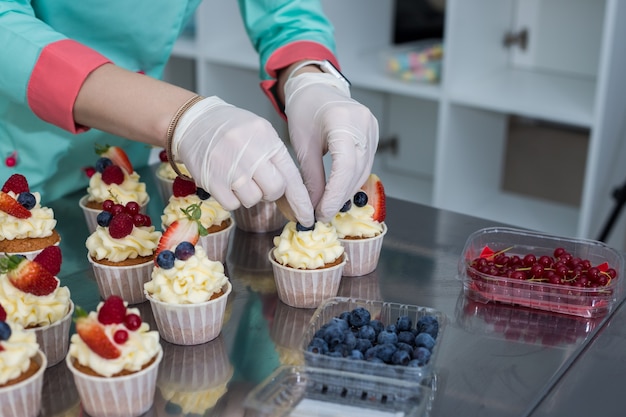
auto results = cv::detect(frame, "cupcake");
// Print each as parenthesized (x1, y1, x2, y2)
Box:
(153, 148, 192, 204)
(233, 201, 287, 233)
(269, 221, 346, 308)
(80, 145, 150, 233)
(332, 173, 387, 277)
(0, 246, 73, 367)
(66, 296, 163, 417)
(0, 174, 60, 260)
(145, 212, 232, 345)
(0, 303, 47, 417)
(161, 177, 234, 263)
(86, 199, 161, 304)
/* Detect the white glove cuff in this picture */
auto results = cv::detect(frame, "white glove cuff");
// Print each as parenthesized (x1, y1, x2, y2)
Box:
(284, 72, 351, 108)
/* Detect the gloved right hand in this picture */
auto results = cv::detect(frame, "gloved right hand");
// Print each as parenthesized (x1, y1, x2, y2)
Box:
(172, 96, 314, 226)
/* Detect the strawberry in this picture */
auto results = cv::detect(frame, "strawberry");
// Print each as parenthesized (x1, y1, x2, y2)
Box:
(172, 176, 197, 197)
(97, 296, 126, 325)
(101, 165, 125, 185)
(33, 245, 62, 276)
(95, 144, 134, 175)
(0, 191, 32, 218)
(361, 173, 386, 222)
(2, 174, 29, 194)
(0, 255, 58, 296)
(155, 204, 207, 261)
(75, 310, 121, 359)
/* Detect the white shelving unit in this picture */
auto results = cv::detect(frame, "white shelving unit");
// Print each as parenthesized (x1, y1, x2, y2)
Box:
(163, 0, 626, 250)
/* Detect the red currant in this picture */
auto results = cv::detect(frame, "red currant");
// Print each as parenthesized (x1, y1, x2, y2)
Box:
(113, 329, 128, 344)
(124, 314, 142, 331)
(125, 201, 140, 215)
(102, 200, 115, 212)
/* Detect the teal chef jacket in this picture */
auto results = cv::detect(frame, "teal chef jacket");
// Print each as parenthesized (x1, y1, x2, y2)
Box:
(0, 0, 338, 202)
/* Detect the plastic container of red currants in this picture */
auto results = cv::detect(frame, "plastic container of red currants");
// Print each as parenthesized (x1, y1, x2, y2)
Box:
(459, 227, 625, 318)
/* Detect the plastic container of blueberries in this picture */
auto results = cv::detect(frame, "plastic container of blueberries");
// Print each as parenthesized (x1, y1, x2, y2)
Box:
(244, 365, 434, 417)
(300, 297, 447, 384)
(458, 227, 625, 318)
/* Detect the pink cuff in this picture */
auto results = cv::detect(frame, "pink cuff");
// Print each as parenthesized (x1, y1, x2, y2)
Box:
(260, 41, 338, 119)
(27, 39, 112, 134)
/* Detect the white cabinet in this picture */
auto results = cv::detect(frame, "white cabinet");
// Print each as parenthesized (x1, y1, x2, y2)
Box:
(163, 0, 626, 250)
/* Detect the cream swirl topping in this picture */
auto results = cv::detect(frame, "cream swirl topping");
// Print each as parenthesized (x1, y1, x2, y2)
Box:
(161, 195, 231, 229)
(0, 191, 56, 240)
(156, 161, 191, 181)
(331, 204, 383, 239)
(86, 225, 161, 263)
(86, 171, 148, 206)
(145, 246, 228, 304)
(68, 303, 161, 377)
(0, 322, 39, 385)
(272, 221, 344, 270)
(0, 275, 71, 328)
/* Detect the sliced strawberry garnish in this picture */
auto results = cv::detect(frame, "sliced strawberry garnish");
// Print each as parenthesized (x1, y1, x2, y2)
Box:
(101, 165, 125, 185)
(172, 176, 197, 197)
(33, 245, 62, 276)
(75, 312, 121, 359)
(361, 173, 386, 222)
(97, 296, 127, 325)
(1, 174, 29, 194)
(0, 191, 32, 219)
(0, 255, 58, 296)
(95, 144, 134, 175)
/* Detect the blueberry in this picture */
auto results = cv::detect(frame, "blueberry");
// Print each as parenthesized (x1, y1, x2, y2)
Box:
(355, 338, 373, 353)
(0, 322, 11, 341)
(416, 315, 439, 339)
(343, 331, 357, 350)
(376, 343, 397, 363)
(339, 200, 352, 212)
(414, 332, 436, 351)
(396, 342, 413, 354)
(407, 359, 421, 368)
(196, 187, 211, 200)
(391, 349, 411, 366)
(307, 337, 329, 355)
(357, 324, 376, 342)
(364, 345, 379, 360)
(396, 315, 413, 332)
(385, 324, 398, 334)
(348, 349, 364, 360)
(331, 343, 350, 357)
(412, 346, 432, 366)
(338, 311, 351, 322)
(369, 319, 384, 335)
(377, 330, 398, 345)
(353, 191, 368, 207)
(174, 241, 195, 260)
(96, 211, 113, 227)
(95, 157, 113, 173)
(329, 317, 349, 331)
(17, 192, 36, 210)
(398, 331, 415, 345)
(322, 324, 345, 348)
(296, 222, 315, 232)
(348, 307, 371, 328)
(156, 250, 176, 269)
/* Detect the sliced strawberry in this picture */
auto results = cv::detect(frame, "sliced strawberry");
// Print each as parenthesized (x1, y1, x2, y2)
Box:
(0, 304, 6, 322)
(2, 174, 29, 194)
(98, 296, 126, 325)
(172, 176, 197, 197)
(155, 218, 200, 261)
(101, 165, 125, 185)
(33, 245, 62, 276)
(0, 191, 31, 219)
(0, 255, 58, 296)
(95, 144, 134, 175)
(75, 315, 121, 359)
(361, 173, 386, 222)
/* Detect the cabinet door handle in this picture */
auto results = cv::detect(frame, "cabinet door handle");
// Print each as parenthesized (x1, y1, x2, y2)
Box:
(503, 28, 528, 50)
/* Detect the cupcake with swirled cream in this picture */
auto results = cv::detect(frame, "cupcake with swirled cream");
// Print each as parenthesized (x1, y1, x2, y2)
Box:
(86, 199, 161, 304)
(66, 296, 162, 417)
(269, 221, 345, 308)
(0, 174, 60, 260)
(161, 177, 234, 263)
(0, 246, 73, 367)
(331, 174, 388, 277)
(79, 145, 150, 234)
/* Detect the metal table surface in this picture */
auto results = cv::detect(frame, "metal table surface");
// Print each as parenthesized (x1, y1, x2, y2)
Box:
(40, 166, 625, 417)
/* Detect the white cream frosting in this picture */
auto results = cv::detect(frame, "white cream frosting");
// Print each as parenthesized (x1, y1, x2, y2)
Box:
(0, 322, 39, 385)
(68, 303, 161, 377)
(161, 195, 231, 229)
(272, 221, 344, 270)
(86, 225, 161, 263)
(331, 204, 384, 239)
(0, 275, 71, 328)
(156, 162, 191, 181)
(86, 171, 149, 206)
(0, 191, 56, 241)
(145, 246, 228, 304)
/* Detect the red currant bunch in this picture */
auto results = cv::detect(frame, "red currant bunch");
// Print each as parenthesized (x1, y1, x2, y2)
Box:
(96, 200, 152, 238)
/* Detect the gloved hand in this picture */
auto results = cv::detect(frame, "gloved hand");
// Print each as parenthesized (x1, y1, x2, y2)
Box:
(284, 72, 379, 223)
(172, 96, 315, 226)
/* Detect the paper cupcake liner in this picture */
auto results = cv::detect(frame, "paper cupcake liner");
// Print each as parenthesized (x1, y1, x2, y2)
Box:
(233, 201, 286, 233)
(66, 349, 163, 417)
(5, 240, 61, 261)
(228, 227, 274, 271)
(146, 281, 232, 345)
(340, 223, 387, 277)
(270, 301, 317, 349)
(79, 195, 150, 234)
(29, 301, 74, 367)
(41, 357, 79, 415)
(269, 251, 346, 309)
(0, 350, 46, 417)
(198, 220, 235, 263)
(88, 255, 154, 304)
(154, 171, 174, 206)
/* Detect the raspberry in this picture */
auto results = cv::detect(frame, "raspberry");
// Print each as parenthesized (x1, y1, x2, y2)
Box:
(97, 296, 126, 325)
(108, 213, 134, 239)
(172, 177, 197, 197)
(101, 165, 124, 185)
(1, 174, 29, 194)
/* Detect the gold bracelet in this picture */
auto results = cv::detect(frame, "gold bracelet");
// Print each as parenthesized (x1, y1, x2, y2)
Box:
(165, 94, 205, 181)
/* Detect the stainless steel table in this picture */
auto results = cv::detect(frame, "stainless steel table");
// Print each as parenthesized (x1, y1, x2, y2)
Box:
(40, 166, 625, 417)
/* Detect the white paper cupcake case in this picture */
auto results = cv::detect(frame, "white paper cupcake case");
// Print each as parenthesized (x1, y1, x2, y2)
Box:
(66, 348, 163, 417)
(30, 301, 74, 367)
(269, 251, 346, 309)
(198, 220, 235, 263)
(88, 255, 155, 304)
(154, 171, 174, 205)
(146, 281, 232, 345)
(340, 223, 387, 277)
(233, 201, 286, 233)
(79, 195, 150, 234)
(0, 350, 46, 417)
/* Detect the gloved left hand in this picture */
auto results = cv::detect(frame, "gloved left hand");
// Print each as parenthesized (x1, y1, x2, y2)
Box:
(284, 72, 379, 223)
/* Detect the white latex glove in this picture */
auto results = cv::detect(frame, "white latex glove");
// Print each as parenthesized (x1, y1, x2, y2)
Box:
(284, 72, 379, 223)
(172, 96, 315, 226)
